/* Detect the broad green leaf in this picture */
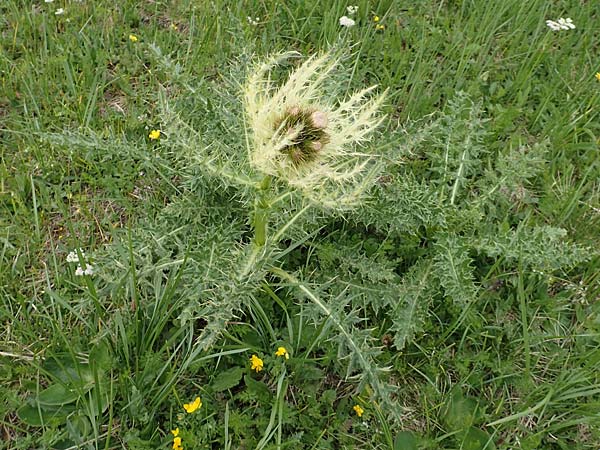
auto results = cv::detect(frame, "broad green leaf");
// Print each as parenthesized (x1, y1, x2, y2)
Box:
(519, 433, 542, 450)
(442, 390, 481, 431)
(211, 367, 244, 392)
(37, 384, 80, 406)
(243, 375, 272, 403)
(394, 431, 418, 450)
(66, 414, 91, 441)
(89, 341, 112, 372)
(87, 381, 114, 417)
(461, 426, 496, 450)
(43, 356, 94, 388)
(17, 403, 74, 427)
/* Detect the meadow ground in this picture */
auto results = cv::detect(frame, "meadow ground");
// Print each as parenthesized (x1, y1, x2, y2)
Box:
(1, 1, 599, 449)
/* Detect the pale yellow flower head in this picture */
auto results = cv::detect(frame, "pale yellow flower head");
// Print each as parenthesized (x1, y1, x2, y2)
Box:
(244, 51, 387, 208)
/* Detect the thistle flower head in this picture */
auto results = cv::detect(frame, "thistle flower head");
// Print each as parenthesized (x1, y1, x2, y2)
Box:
(244, 52, 387, 207)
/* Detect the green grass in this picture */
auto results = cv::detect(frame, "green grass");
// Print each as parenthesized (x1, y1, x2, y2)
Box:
(1, 0, 600, 449)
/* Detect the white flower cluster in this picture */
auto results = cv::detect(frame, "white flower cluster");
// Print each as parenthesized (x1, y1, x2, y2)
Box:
(66, 249, 85, 263)
(546, 17, 575, 31)
(339, 16, 355, 27)
(340, 6, 358, 27)
(44, 1, 65, 15)
(75, 265, 94, 276)
(66, 249, 94, 276)
(247, 16, 260, 26)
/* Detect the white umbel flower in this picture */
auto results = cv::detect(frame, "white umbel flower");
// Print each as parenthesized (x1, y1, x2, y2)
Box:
(244, 52, 386, 207)
(75, 264, 94, 276)
(546, 17, 575, 31)
(66, 249, 86, 263)
(339, 16, 356, 27)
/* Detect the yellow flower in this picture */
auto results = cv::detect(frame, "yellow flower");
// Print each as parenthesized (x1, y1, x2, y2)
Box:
(275, 346, 289, 359)
(595, 72, 600, 81)
(373, 15, 380, 22)
(148, 129, 161, 140)
(172, 436, 183, 450)
(183, 396, 202, 413)
(353, 404, 364, 417)
(129, 34, 138, 42)
(375, 24, 385, 31)
(171, 428, 179, 437)
(250, 354, 264, 372)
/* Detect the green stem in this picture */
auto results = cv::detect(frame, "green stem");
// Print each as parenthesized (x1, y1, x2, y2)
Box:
(253, 176, 272, 247)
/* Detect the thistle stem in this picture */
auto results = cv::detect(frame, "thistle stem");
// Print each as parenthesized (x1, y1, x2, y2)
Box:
(253, 175, 272, 247)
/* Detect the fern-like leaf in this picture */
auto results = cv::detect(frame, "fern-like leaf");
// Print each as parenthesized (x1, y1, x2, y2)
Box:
(389, 258, 437, 350)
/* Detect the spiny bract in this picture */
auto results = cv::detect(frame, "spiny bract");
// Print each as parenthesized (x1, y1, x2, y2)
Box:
(244, 52, 387, 207)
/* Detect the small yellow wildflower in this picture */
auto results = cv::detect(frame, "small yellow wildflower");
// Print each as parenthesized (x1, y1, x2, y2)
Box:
(170, 23, 179, 31)
(129, 34, 138, 42)
(183, 396, 202, 413)
(172, 436, 183, 450)
(275, 346, 290, 359)
(595, 72, 600, 81)
(375, 24, 385, 31)
(148, 129, 161, 140)
(353, 404, 364, 417)
(373, 15, 380, 22)
(171, 428, 179, 437)
(250, 354, 264, 372)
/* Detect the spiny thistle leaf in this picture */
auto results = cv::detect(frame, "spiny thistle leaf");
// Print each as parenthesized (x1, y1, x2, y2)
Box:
(474, 225, 592, 272)
(389, 259, 437, 350)
(317, 242, 398, 284)
(479, 141, 549, 211)
(433, 233, 479, 309)
(274, 268, 401, 420)
(420, 91, 489, 204)
(314, 241, 402, 315)
(494, 141, 548, 189)
(180, 244, 276, 351)
(356, 174, 446, 235)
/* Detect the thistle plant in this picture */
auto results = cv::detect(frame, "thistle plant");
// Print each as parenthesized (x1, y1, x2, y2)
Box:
(244, 52, 387, 207)
(243, 51, 386, 245)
